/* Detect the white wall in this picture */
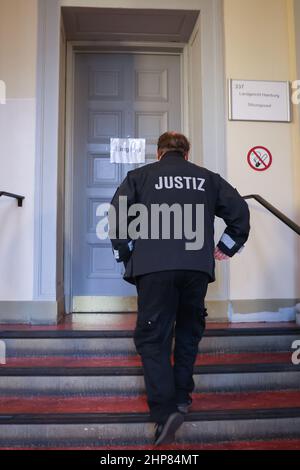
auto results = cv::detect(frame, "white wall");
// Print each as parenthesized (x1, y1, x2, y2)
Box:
(0, 0, 38, 300)
(224, 0, 300, 301)
(0, 101, 36, 300)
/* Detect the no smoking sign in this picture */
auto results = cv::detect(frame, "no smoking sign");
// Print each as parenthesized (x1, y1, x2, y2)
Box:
(247, 146, 272, 172)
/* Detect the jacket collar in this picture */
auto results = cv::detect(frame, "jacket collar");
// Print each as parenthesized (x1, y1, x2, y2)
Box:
(159, 150, 186, 161)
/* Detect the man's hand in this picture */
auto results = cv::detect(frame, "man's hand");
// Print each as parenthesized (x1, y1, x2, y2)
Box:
(214, 247, 230, 261)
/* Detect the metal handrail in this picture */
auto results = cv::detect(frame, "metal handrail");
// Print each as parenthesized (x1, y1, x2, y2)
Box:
(0, 191, 25, 207)
(243, 194, 300, 236)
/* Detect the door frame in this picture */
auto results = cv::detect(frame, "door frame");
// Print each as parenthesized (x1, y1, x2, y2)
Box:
(64, 39, 227, 313)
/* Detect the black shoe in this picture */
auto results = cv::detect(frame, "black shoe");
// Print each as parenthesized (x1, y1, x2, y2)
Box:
(154, 412, 184, 446)
(177, 398, 192, 415)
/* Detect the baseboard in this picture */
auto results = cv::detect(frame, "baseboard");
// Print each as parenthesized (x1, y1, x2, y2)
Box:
(229, 299, 300, 323)
(0, 300, 65, 325)
(206, 301, 229, 322)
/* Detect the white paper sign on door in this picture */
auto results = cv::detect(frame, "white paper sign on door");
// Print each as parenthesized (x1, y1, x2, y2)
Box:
(110, 138, 146, 164)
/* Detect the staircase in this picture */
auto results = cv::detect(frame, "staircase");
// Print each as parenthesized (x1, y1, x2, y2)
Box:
(0, 315, 300, 450)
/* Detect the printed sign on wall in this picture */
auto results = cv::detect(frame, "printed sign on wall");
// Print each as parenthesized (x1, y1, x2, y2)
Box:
(110, 138, 146, 164)
(247, 146, 273, 171)
(229, 79, 291, 122)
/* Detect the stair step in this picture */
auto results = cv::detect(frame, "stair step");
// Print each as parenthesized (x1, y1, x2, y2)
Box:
(1, 408, 300, 424)
(1, 321, 299, 337)
(0, 367, 299, 394)
(0, 351, 298, 377)
(0, 352, 292, 368)
(1, 348, 299, 395)
(1, 318, 299, 333)
(1, 390, 300, 414)
(1, 320, 299, 448)
(0, 409, 299, 446)
(1, 322, 298, 357)
(2, 439, 299, 450)
(1, 328, 299, 355)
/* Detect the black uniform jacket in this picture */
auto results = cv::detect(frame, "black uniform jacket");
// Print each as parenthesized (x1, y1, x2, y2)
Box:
(109, 151, 250, 285)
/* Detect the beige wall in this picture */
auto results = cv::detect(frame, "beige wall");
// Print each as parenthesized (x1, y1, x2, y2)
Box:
(0, 0, 38, 300)
(0, 0, 37, 98)
(224, 0, 300, 301)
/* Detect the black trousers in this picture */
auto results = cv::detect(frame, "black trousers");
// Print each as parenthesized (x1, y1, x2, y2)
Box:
(133, 270, 209, 424)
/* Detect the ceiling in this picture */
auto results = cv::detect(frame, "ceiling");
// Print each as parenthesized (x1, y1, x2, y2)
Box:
(62, 7, 199, 43)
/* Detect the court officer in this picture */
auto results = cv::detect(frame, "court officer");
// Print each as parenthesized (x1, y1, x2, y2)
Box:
(109, 132, 250, 446)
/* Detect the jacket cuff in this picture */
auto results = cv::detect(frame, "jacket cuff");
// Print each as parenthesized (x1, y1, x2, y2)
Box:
(112, 240, 134, 263)
(217, 233, 239, 257)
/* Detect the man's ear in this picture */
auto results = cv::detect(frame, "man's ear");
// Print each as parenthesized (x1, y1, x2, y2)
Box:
(184, 152, 189, 161)
(157, 150, 163, 160)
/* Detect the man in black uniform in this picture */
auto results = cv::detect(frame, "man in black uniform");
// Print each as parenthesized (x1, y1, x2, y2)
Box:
(109, 132, 250, 446)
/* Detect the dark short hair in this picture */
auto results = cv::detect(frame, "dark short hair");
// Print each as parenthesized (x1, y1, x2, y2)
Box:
(157, 131, 190, 156)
